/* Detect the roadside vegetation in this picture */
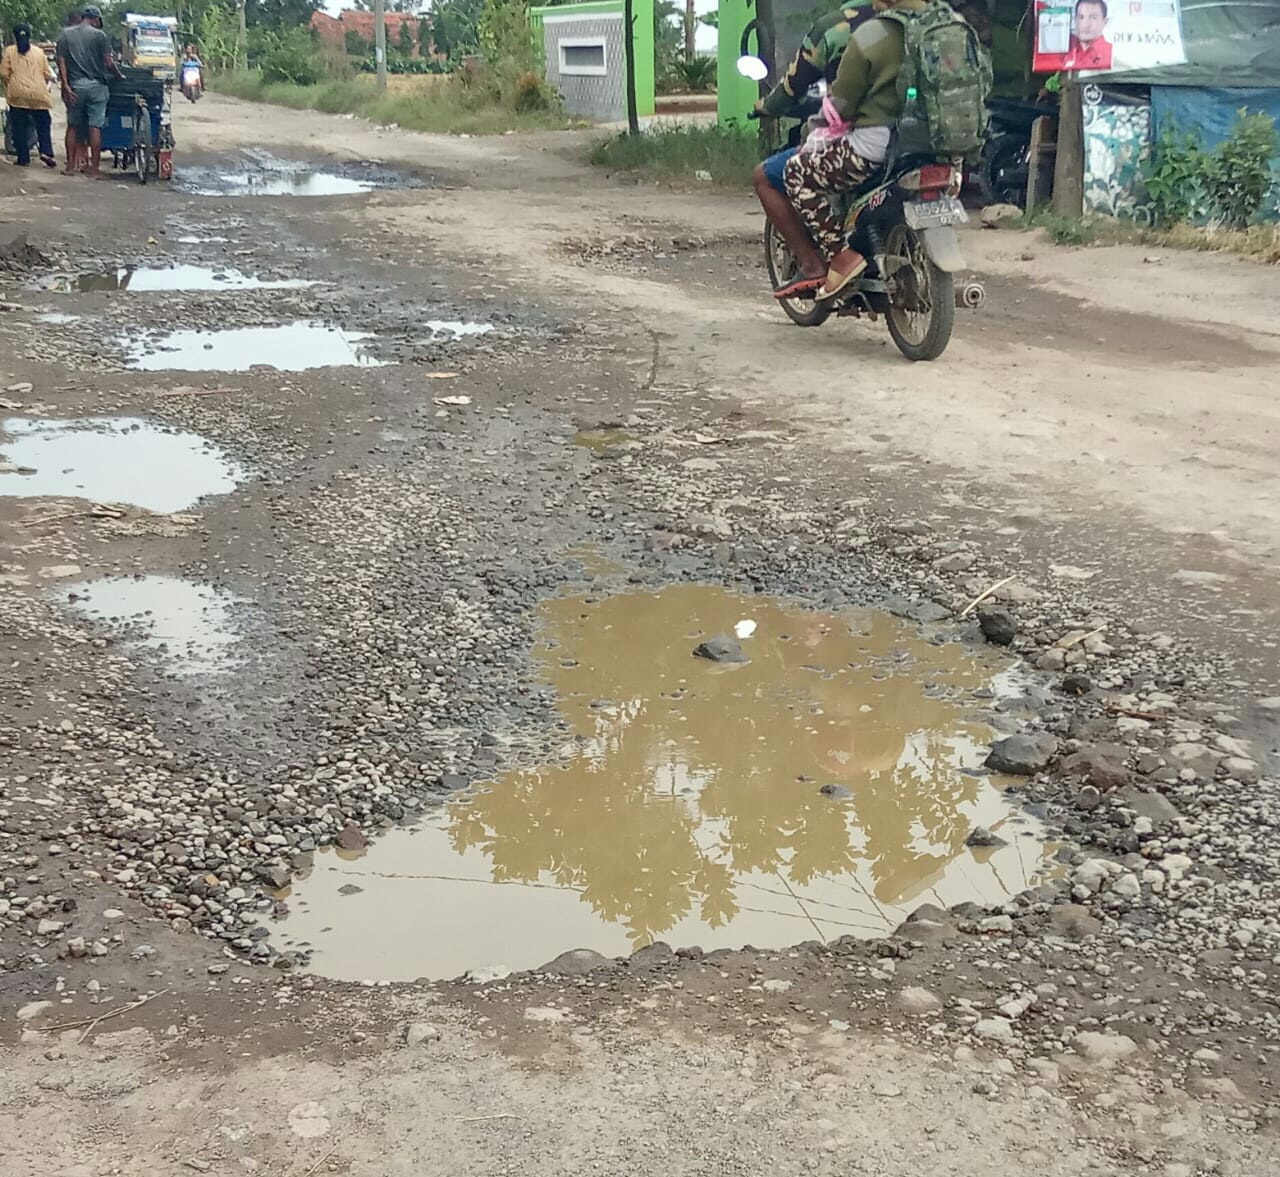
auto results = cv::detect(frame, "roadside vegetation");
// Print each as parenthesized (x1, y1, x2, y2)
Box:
(209, 0, 567, 136)
(1026, 109, 1279, 263)
(589, 124, 761, 188)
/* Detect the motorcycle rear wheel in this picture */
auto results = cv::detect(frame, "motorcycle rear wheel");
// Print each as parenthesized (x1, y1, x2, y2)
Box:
(884, 224, 954, 362)
(978, 135, 1028, 208)
(764, 219, 831, 328)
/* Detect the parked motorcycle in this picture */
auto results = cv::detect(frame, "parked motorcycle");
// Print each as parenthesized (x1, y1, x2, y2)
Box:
(978, 95, 1057, 208)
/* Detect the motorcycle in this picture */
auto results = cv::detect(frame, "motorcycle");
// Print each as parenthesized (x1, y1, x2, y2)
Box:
(763, 142, 984, 361)
(978, 95, 1058, 208)
(181, 63, 202, 103)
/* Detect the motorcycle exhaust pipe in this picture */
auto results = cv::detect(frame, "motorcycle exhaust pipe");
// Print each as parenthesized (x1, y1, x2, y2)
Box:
(957, 282, 986, 309)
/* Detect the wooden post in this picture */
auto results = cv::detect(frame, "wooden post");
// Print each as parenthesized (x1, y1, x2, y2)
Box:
(624, 0, 639, 134)
(1052, 79, 1084, 217)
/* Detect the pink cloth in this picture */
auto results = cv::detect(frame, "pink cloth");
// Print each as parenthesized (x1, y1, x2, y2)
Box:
(799, 96, 854, 155)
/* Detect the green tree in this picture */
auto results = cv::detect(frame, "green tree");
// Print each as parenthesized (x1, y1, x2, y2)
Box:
(396, 17, 413, 54)
(246, 0, 322, 31)
(344, 27, 368, 55)
(2, 0, 77, 39)
(428, 0, 481, 59)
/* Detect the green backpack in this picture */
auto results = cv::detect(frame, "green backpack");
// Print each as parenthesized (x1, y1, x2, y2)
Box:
(879, 2, 992, 161)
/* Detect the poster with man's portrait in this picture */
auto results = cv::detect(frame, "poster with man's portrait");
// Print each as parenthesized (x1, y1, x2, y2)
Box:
(1033, 0, 1186, 74)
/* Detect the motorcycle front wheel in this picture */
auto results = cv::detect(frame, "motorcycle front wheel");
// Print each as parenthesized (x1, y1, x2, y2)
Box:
(764, 219, 831, 328)
(884, 224, 954, 362)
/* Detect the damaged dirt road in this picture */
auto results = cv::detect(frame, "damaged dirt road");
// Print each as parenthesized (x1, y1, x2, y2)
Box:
(1, 94, 1278, 1177)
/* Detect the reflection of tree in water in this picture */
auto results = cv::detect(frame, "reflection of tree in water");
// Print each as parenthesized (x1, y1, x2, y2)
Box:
(448, 587, 995, 946)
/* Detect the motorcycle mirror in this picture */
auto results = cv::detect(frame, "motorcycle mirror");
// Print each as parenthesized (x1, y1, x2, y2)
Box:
(735, 54, 768, 82)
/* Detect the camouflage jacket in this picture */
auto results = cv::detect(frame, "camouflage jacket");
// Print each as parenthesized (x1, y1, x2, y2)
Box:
(758, 2, 875, 119)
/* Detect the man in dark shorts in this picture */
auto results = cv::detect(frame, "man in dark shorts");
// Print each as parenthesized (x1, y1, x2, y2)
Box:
(56, 5, 123, 179)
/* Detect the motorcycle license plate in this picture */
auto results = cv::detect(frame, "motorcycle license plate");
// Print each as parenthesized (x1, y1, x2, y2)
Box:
(903, 196, 968, 230)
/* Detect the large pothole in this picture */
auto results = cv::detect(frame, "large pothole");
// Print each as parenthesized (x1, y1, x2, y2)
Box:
(0, 416, 245, 512)
(272, 585, 1052, 982)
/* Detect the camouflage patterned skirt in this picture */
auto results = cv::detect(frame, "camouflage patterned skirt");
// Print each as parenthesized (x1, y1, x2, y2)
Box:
(783, 139, 877, 258)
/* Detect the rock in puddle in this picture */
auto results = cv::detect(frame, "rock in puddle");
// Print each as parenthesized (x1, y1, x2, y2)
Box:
(692, 634, 748, 664)
(986, 733, 1058, 774)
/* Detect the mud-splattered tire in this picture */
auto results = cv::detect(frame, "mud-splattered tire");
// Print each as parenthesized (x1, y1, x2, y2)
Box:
(764, 219, 831, 328)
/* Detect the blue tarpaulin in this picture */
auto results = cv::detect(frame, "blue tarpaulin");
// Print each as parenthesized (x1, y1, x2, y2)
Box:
(1150, 86, 1280, 144)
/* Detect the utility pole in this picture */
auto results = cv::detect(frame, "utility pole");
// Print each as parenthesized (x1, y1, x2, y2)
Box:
(374, 0, 388, 91)
(235, 0, 246, 70)
(1052, 78, 1084, 217)
(623, 0, 639, 133)
(683, 0, 694, 61)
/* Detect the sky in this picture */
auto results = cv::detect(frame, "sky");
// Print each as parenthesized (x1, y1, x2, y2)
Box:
(320, 0, 721, 53)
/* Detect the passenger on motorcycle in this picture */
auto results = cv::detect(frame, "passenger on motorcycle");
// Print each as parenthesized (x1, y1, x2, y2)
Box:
(751, 1, 876, 298)
(771, 0, 930, 301)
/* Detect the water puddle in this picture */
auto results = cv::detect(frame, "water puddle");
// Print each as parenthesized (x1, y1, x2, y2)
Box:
(275, 585, 1052, 982)
(176, 235, 230, 244)
(0, 416, 244, 512)
(573, 428, 633, 451)
(424, 321, 493, 340)
(37, 312, 81, 325)
(36, 265, 314, 293)
(62, 575, 242, 675)
(182, 169, 377, 198)
(124, 322, 387, 372)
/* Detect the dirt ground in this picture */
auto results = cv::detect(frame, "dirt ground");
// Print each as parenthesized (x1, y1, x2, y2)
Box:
(1, 96, 1278, 1176)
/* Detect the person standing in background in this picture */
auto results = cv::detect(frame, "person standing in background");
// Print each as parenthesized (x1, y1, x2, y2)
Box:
(55, 9, 83, 172)
(56, 5, 124, 180)
(1, 23, 57, 168)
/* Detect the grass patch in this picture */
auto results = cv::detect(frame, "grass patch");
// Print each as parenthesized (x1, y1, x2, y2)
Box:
(589, 125, 761, 189)
(1016, 205, 1280, 263)
(213, 70, 570, 136)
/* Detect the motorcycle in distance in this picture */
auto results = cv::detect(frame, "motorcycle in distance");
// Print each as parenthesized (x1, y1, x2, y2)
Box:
(181, 61, 202, 103)
(740, 55, 985, 362)
(978, 94, 1058, 208)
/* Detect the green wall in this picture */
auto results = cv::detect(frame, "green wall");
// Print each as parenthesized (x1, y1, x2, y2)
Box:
(717, 0, 762, 127)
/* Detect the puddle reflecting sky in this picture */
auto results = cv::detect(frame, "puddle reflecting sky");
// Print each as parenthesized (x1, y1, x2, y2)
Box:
(37, 265, 314, 293)
(0, 416, 244, 513)
(124, 321, 387, 372)
(63, 575, 243, 675)
(188, 171, 376, 198)
(276, 586, 1051, 981)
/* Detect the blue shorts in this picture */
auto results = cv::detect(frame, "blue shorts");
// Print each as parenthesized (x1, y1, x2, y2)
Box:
(762, 146, 799, 193)
(69, 80, 108, 131)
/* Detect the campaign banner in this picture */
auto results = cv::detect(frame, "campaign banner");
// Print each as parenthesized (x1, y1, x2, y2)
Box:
(1033, 0, 1186, 75)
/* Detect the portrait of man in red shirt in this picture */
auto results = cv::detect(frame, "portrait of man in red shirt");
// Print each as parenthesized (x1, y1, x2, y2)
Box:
(1064, 0, 1114, 70)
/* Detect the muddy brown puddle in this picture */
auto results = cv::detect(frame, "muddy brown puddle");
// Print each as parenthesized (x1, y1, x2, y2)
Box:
(273, 586, 1052, 981)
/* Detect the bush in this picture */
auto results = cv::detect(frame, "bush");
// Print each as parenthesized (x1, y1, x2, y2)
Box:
(254, 27, 325, 86)
(1205, 111, 1277, 230)
(669, 56, 716, 93)
(1144, 125, 1210, 227)
(344, 29, 369, 57)
(1145, 110, 1277, 230)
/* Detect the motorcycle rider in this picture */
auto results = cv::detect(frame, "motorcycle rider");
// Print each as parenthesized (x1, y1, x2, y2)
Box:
(776, 0, 936, 300)
(751, 1, 877, 299)
(181, 43, 202, 100)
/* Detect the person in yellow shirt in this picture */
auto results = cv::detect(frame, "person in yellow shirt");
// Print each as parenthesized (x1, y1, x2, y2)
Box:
(1, 24, 56, 168)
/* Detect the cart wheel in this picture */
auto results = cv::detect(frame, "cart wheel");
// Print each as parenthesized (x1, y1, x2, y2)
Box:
(132, 112, 153, 185)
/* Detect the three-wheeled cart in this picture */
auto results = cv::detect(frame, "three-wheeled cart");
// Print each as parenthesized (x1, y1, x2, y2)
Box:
(103, 66, 174, 183)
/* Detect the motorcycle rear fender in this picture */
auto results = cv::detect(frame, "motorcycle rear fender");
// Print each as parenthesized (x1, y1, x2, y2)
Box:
(920, 227, 965, 273)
